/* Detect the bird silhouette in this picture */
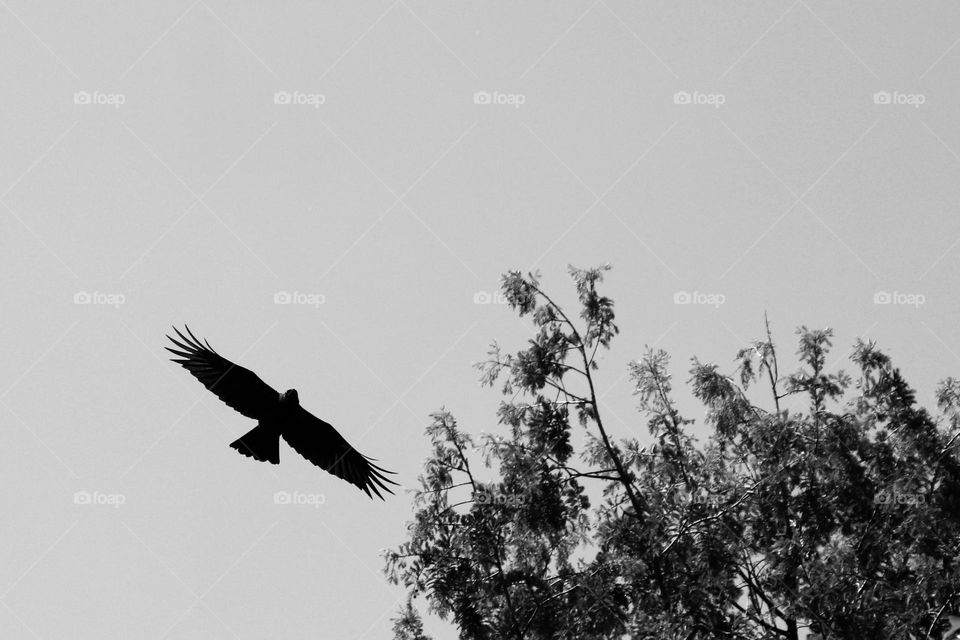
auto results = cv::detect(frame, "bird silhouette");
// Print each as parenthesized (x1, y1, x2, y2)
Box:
(166, 325, 397, 499)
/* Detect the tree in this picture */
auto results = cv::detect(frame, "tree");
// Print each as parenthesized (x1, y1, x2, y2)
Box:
(384, 266, 960, 639)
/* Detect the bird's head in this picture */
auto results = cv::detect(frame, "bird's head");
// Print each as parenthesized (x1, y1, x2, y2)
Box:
(280, 389, 299, 406)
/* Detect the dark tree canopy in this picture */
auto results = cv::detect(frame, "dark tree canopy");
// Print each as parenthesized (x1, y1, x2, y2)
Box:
(385, 267, 960, 639)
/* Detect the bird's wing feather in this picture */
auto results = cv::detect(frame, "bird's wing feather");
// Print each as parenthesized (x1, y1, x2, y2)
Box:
(282, 406, 397, 499)
(165, 325, 279, 420)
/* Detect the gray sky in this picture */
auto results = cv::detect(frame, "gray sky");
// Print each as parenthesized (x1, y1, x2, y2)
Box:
(2, 2, 959, 638)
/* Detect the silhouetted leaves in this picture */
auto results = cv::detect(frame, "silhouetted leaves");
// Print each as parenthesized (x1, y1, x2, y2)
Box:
(386, 268, 960, 639)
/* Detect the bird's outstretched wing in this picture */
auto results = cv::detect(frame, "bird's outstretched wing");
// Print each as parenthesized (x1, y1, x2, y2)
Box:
(165, 325, 279, 419)
(283, 406, 398, 499)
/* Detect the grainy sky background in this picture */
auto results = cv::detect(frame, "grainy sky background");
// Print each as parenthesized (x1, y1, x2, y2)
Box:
(2, 2, 959, 638)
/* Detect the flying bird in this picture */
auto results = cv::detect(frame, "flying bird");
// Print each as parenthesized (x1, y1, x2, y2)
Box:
(165, 326, 397, 499)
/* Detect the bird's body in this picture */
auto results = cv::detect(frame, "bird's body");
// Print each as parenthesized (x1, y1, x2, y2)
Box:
(165, 326, 397, 499)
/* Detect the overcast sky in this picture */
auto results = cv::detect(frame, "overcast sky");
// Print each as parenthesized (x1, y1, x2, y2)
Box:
(2, 2, 960, 638)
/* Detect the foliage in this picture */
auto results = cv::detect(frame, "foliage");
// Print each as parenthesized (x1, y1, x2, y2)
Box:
(384, 267, 960, 639)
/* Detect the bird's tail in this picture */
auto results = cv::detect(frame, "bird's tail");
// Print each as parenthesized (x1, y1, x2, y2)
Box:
(230, 423, 280, 464)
